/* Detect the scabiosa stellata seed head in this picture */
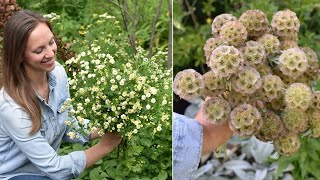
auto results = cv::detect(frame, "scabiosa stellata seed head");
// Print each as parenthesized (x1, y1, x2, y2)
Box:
(207, 45, 243, 77)
(239, 9, 269, 38)
(285, 83, 312, 111)
(220, 21, 247, 47)
(203, 97, 231, 125)
(173, 69, 203, 101)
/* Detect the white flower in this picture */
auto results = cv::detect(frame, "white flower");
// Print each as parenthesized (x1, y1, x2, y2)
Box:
(116, 75, 121, 80)
(162, 99, 167, 105)
(85, 98, 90, 103)
(112, 69, 118, 75)
(126, 63, 131, 67)
(146, 93, 151, 98)
(110, 79, 115, 83)
(111, 85, 118, 91)
(117, 123, 123, 129)
(151, 98, 156, 103)
(129, 74, 135, 80)
(146, 104, 151, 109)
(67, 132, 76, 139)
(150, 87, 158, 95)
(80, 52, 86, 57)
(156, 125, 162, 131)
(133, 129, 138, 134)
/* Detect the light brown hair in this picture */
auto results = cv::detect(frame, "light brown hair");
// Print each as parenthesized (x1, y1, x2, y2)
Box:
(2, 10, 53, 134)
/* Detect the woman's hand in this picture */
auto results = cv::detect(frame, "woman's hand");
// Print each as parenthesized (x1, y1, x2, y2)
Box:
(195, 97, 233, 155)
(98, 132, 122, 151)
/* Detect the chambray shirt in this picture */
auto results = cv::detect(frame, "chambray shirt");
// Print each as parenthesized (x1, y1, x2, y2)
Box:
(173, 113, 203, 180)
(0, 61, 90, 180)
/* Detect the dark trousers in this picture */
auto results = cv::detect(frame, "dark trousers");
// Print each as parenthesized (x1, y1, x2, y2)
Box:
(9, 175, 52, 180)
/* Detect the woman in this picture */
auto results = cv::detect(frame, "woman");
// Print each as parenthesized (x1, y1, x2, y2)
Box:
(0, 10, 121, 180)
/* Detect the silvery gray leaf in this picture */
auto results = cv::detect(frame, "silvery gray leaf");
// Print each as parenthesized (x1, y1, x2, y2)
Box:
(281, 173, 294, 180)
(195, 163, 214, 178)
(254, 169, 267, 180)
(250, 136, 274, 164)
(233, 169, 255, 180)
(224, 160, 253, 171)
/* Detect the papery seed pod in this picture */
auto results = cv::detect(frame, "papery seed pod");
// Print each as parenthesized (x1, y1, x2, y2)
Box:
(232, 66, 262, 95)
(257, 34, 280, 56)
(229, 104, 262, 137)
(211, 13, 237, 37)
(254, 63, 272, 77)
(220, 21, 247, 47)
(202, 71, 226, 97)
(285, 83, 312, 111)
(203, 37, 224, 62)
(203, 97, 231, 125)
(173, 69, 203, 101)
(228, 90, 253, 109)
(274, 133, 300, 156)
(256, 110, 283, 142)
(207, 45, 243, 77)
(282, 108, 308, 133)
(301, 47, 319, 77)
(280, 40, 298, 50)
(240, 41, 266, 67)
(260, 75, 284, 102)
(271, 9, 300, 39)
(279, 48, 308, 79)
(312, 91, 320, 110)
(239, 9, 269, 38)
(266, 95, 286, 113)
(309, 110, 320, 138)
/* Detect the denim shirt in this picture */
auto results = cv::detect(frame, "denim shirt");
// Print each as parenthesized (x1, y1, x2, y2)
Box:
(173, 113, 203, 180)
(0, 62, 90, 180)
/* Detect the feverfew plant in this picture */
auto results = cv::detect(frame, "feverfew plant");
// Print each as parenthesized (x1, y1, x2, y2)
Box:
(60, 13, 171, 179)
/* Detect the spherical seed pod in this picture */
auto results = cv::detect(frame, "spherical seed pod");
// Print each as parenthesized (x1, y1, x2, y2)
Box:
(285, 83, 312, 111)
(274, 133, 300, 156)
(260, 75, 284, 102)
(220, 20, 248, 47)
(240, 41, 266, 67)
(254, 63, 272, 77)
(301, 47, 319, 77)
(282, 108, 308, 133)
(280, 40, 298, 50)
(202, 71, 226, 97)
(203, 97, 231, 125)
(211, 13, 237, 37)
(239, 9, 269, 38)
(173, 69, 203, 101)
(256, 110, 283, 142)
(228, 91, 253, 109)
(229, 104, 262, 137)
(203, 37, 224, 62)
(312, 91, 320, 110)
(232, 66, 262, 95)
(257, 34, 280, 56)
(309, 110, 320, 138)
(271, 9, 300, 38)
(207, 45, 243, 77)
(279, 48, 308, 79)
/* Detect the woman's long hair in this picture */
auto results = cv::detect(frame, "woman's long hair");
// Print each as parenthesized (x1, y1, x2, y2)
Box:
(2, 10, 53, 134)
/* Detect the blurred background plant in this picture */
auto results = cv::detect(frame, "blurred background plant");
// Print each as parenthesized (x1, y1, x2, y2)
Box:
(174, 0, 320, 179)
(1, 0, 172, 179)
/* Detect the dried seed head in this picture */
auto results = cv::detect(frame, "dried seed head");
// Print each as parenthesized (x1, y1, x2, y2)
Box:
(260, 75, 284, 102)
(282, 108, 308, 133)
(230, 104, 262, 137)
(309, 110, 320, 138)
(173, 69, 203, 101)
(203, 37, 224, 62)
(271, 9, 300, 39)
(279, 48, 308, 79)
(285, 83, 312, 111)
(274, 133, 300, 156)
(220, 21, 248, 47)
(239, 9, 269, 38)
(207, 45, 243, 77)
(257, 34, 280, 56)
(240, 41, 266, 67)
(211, 13, 237, 37)
(202, 71, 226, 97)
(256, 110, 283, 142)
(203, 97, 231, 125)
(232, 66, 262, 95)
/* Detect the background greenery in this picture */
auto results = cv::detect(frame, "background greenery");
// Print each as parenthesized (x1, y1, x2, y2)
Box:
(174, 0, 320, 179)
(17, 0, 171, 179)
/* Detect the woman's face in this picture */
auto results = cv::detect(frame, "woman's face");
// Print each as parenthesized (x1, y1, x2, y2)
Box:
(24, 23, 57, 74)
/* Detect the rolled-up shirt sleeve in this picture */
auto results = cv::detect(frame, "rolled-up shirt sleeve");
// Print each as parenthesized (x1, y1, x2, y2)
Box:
(173, 113, 203, 180)
(1, 106, 86, 180)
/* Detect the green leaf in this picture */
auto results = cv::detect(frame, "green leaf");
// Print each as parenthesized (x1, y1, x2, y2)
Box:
(157, 170, 168, 180)
(89, 168, 102, 180)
